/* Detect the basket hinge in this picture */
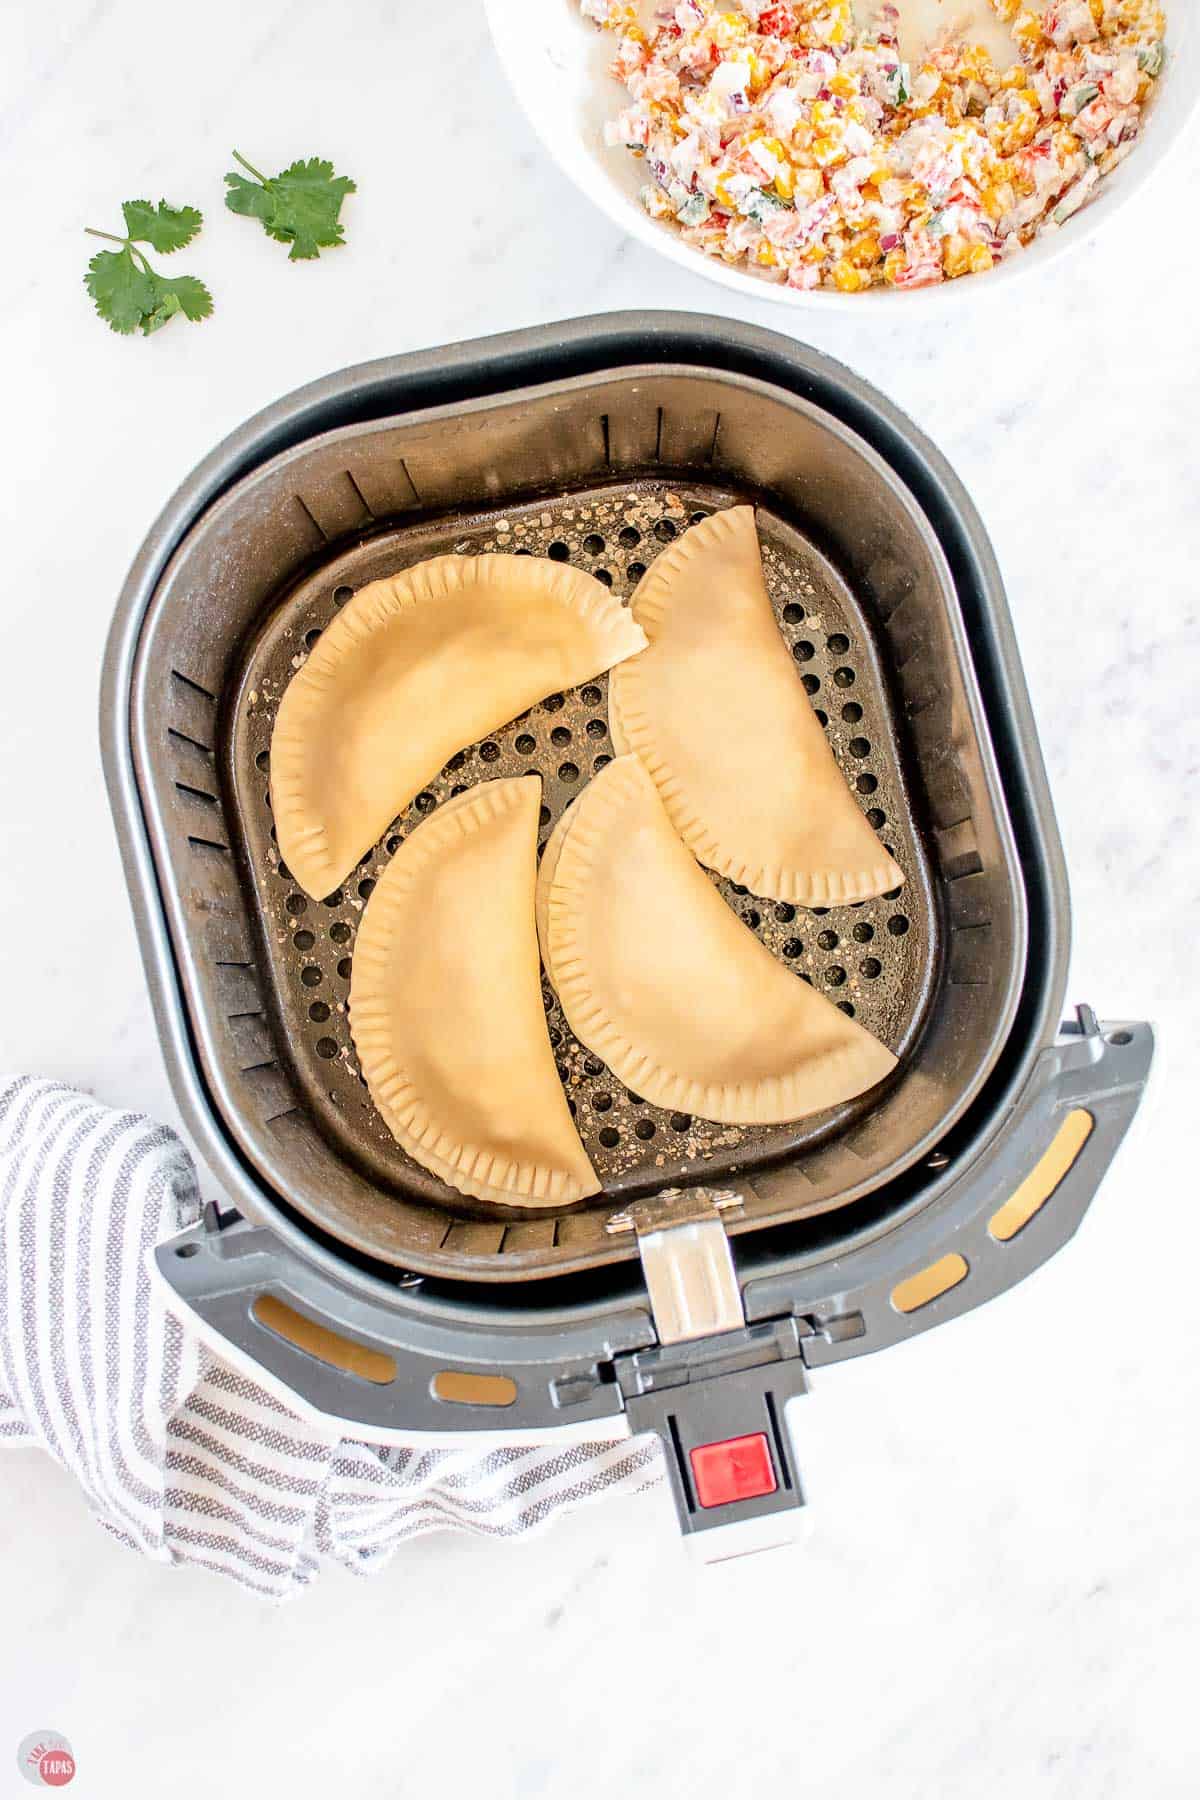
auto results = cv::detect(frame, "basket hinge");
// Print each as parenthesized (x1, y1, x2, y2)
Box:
(609, 1189, 810, 1556)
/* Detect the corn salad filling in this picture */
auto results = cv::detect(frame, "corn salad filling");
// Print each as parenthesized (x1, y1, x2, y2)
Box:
(580, 1, 1166, 290)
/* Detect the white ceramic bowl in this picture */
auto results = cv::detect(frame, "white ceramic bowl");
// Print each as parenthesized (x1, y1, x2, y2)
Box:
(484, 0, 1198, 312)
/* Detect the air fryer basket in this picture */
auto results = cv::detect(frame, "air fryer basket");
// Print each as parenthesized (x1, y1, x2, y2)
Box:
(103, 317, 1151, 1537)
(126, 363, 1025, 1279)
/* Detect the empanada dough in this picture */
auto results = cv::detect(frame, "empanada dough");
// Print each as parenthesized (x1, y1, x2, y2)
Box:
(537, 756, 898, 1125)
(608, 507, 903, 906)
(273, 554, 647, 898)
(350, 776, 599, 1208)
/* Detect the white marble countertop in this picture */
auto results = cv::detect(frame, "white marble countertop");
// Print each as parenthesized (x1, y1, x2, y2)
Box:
(3, 3, 1199, 1794)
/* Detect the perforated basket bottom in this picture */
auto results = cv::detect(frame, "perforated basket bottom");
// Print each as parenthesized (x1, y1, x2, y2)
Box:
(227, 479, 936, 1212)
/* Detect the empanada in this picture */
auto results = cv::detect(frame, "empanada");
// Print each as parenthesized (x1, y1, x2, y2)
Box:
(609, 506, 902, 906)
(350, 776, 599, 1209)
(536, 756, 897, 1125)
(273, 554, 647, 898)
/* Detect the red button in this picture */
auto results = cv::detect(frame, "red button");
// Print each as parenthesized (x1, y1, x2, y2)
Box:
(689, 1432, 777, 1508)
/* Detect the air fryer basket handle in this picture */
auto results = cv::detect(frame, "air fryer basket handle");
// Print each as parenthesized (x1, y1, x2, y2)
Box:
(152, 1006, 1152, 1531)
(152, 1219, 641, 1441)
(744, 1006, 1155, 1366)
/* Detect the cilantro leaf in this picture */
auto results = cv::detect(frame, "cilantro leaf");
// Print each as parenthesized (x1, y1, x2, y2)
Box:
(224, 151, 356, 260)
(154, 273, 213, 321)
(121, 198, 204, 253)
(83, 208, 213, 338)
(140, 289, 185, 335)
(85, 246, 158, 335)
(138, 273, 214, 333)
(222, 175, 275, 228)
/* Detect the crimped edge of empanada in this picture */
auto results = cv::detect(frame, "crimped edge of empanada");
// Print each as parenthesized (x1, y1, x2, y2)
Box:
(350, 777, 599, 1208)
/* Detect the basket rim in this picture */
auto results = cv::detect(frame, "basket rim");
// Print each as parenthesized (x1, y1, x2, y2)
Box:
(101, 311, 1070, 1317)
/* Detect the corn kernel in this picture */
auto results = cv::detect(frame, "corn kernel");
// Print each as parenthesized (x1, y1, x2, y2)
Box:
(848, 231, 881, 267)
(1001, 113, 1039, 153)
(968, 244, 994, 273)
(883, 247, 907, 283)
(829, 72, 856, 99)
(942, 233, 973, 278)
(773, 162, 796, 200)
(760, 134, 786, 162)
(756, 240, 778, 266)
(831, 257, 867, 292)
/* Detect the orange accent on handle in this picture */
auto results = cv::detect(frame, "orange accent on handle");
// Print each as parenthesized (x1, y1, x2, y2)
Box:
(252, 1293, 397, 1385)
(431, 1370, 519, 1408)
(989, 1109, 1095, 1243)
(891, 1251, 969, 1315)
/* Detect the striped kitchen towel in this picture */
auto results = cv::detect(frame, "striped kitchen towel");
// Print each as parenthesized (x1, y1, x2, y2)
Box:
(0, 1077, 661, 1599)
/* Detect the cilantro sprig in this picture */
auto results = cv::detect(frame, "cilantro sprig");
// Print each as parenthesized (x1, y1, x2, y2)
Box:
(84, 200, 213, 336)
(224, 151, 357, 261)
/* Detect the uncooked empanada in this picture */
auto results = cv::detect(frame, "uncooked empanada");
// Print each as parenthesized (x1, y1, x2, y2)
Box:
(350, 776, 599, 1209)
(537, 756, 897, 1125)
(609, 506, 903, 906)
(273, 554, 646, 898)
